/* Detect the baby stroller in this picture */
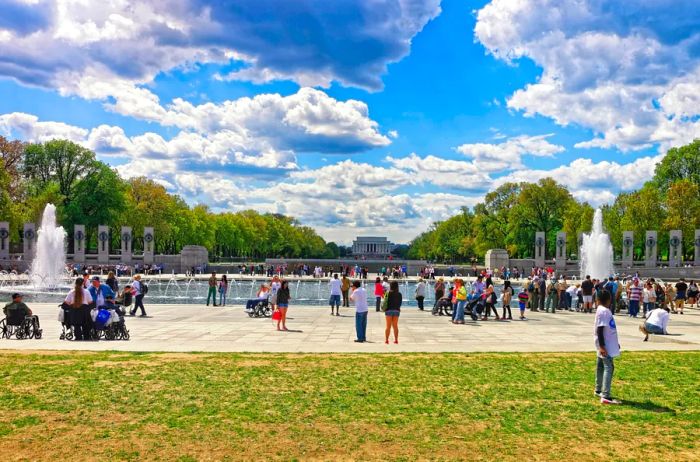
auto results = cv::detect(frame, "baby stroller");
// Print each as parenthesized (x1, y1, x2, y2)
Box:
(1, 311, 42, 339)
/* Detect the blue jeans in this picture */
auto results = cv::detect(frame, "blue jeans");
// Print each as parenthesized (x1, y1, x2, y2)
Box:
(219, 291, 226, 306)
(595, 355, 615, 399)
(454, 300, 466, 322)
(355, 311, 368, 341)
(644, 322, 664, 335)
(628, 299, 640, 317)
(643, 302, 654, 315)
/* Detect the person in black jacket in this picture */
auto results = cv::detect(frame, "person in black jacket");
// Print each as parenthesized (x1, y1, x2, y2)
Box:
(276, 280, 291, 331)
(384, 281, 402, 344)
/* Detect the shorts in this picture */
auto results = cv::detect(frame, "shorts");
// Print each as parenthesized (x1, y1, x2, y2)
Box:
(385, 310, 400, 317)
(583, 295, 593, 303)
(278, 303, 288, 308)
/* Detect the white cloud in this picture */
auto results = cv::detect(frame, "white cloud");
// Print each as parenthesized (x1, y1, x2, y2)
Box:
(386, 153, 492, 190)
(455, 134, 564, 171)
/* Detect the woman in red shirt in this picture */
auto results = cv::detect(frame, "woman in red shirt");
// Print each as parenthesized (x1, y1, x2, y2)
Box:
(374, 277, 384, 312)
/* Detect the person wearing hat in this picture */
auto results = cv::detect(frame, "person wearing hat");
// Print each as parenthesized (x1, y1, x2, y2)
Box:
(88, 276, 115, 310)
(3, 293, 33, 317)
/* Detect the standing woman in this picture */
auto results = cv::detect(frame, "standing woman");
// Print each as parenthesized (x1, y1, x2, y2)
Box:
(433, 277, 445, 311)
(106, 271, 119, 293)
(481, 285, 501, 320)
(374, 277, 384, 312)
(276, 280, 291, 331)
(502, 280, 514, 320)
(64, 277, 93, 341)
(218, 275, 229, 306)
(130, 275, 147, 317)
(415, 277, 426, 311)
(642, 281, 656, 315)
(385, 281, 402, 344)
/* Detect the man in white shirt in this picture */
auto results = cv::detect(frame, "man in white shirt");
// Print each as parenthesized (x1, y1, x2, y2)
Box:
(594, 289, 621, 404)
(350, 280, 369, 342)
(329, 274, 342, 316)
(640, 307, 670, 341)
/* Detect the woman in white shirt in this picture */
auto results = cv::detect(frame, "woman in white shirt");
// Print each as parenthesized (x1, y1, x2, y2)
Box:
(642, 282, 656, 315)
(640, 307, 670, 341)
(64, 277, 94, 341)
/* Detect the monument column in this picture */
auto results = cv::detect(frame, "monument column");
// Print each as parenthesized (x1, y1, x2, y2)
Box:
(622, 231, 634, 268)
(555, 232, 566, 270)
(645, 231, 657, 268)
(0, 222, 9, 261)
(121, 226, 132, 263)
(695, 229, 700, 267)
(669, 230, 682, 268)
(143, 227, 154, 264)
(97, 225, 110, 264)
(534, 232, 545, 268)
(23, 223, 36, 261)
(73, 225, 85, 264)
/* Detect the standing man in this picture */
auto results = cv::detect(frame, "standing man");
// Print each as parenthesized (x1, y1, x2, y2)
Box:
(129, 275, 147, 317)
(538, 276, 547, 312)
(207, 272, 218, 307)
(415, 277, 426, 311)
(627, 278, 643, 318)
(350, 280, 368, 342)
(341, 274, 351, 308)
(674, 278, 688, 315)
(581, 275, 594, 313)
(604, 276, 618, 313)
(329, 274, 342, 316)
(594, 289, 621, 405)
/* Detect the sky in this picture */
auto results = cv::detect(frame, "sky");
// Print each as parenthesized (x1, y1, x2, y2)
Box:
(1, 0, 699, 244)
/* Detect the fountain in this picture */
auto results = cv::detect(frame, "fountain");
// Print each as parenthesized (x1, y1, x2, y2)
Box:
(580, 208, 614, 280)
(30, 203, 67, 289)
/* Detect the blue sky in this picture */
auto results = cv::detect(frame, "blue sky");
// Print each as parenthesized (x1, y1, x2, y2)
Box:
(1, 0, 699, 243)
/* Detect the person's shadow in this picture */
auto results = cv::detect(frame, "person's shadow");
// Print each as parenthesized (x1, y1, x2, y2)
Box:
(620, 400, 675, 414)
(280, 329, 304, 333)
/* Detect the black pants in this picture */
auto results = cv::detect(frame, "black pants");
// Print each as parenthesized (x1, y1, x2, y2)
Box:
(483, 303, 499, 319)
(131, 294, 146, 315)
(70, 306, 91, 340)
(416, 296, 425, 310)
(502, 304, 512, 319)
(342, 290, 349, 307)
(376, 297, 381, 312)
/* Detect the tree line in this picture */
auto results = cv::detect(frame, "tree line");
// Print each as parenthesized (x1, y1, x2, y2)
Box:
(408, 140, 700, 263)
(0, 138, 339, 260)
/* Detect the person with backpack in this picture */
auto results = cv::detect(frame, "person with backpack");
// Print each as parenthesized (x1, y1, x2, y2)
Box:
(129, 274, 147, 317)
(502, 280, 514, 320)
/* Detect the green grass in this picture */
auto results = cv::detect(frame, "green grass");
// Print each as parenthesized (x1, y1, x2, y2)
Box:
(0, 351, 698, 461)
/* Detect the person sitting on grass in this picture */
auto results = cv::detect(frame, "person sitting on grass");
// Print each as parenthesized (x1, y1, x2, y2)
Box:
(639, 306, 670, 342)
(594, 289, 621, 405)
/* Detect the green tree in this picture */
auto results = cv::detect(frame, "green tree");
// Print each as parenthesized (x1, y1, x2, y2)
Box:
(472, 183, 521, 255)
(653, 139, 700, 191)
(618, 184, 665, 260)
(663, 179, 700, 258)
(562, 201, 594, 259)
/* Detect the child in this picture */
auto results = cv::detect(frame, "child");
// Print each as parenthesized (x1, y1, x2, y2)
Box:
(594, 289, 621, 404)
(517, 287, 529, 320)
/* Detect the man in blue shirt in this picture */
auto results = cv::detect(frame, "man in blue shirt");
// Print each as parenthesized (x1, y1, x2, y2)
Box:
(604, 277, 618, 313)
(88, 276, 115, 309)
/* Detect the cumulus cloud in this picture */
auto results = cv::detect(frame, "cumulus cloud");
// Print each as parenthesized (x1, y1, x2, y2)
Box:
(474, 0, 700, 151)
(455, 134, 564, 171)
(386, 153, 493, 190)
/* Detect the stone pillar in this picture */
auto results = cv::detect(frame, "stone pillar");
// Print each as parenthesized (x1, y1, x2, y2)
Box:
(0, 222, 9, 261)
(73, 225, 85, 264)
(23, 223, 36, 261)
(120, 226, 132, 263)
(143, 226, 154, 264)
(695, 230, 700, 267)
(534, 232, 545, 267)
(555, 232, 566, 269)
(668, 230, 682, 268)
(645, 231, 657, 268)
(622, 231, 634, 268)
(97, 225, 110, 264)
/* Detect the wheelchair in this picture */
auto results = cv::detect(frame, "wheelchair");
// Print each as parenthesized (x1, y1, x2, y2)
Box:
(96, 306, 130, 341)
(1, 311, 43, 340)
(245, 299, 272, 318)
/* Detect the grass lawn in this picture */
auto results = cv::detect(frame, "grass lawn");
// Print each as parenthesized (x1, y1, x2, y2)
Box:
(0, 351, 698, 461)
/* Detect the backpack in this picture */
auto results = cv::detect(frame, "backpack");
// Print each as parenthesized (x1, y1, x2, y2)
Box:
(141, 282, 149, 295)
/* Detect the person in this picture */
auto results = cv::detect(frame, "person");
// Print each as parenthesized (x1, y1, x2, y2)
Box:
(275, 280, 290, 331)
(593, 289, 621, 405)
(517, 287, 528, 320)
(129, 275, 147, 317)
(206, 272, 218, 306)
(415, 278, 426, 311)
(481, 285, 500, 321)
(3, 293, 33, 317)
(269, 275, 281, 311)
(538, 276, 546, 311)
(642, 281, 656, 315)
(341, 275, 351, 308)
(604, 277, 618, 313)
(116, 284, 133, 310)
(350, 280, 368, 342)
(545, 278, 557, 313)
(581, 275, 594, 313)
(687, 280, 698, 307)
(639, 306, 670, 341)
(64, 277, 94, 341)
(106, 271, 119, 293)
(674, 278, 688, 314)
(433, 277, 445, 312)
(218, 275, 229, 306)
(374, 277, 384, 312)
(384, 281, 402, 344)
(502, 281, 514, 320)
(557, 278, 568, 309)
(329, 274, 342, 316)
(245, 284, 270, 311)
(627, 278, 642, 317)
(452, 279, 467, 324)
(88, 276, 115, 309)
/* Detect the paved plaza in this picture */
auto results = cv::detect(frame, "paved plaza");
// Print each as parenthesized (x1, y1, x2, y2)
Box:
(2, 302, 699, 353)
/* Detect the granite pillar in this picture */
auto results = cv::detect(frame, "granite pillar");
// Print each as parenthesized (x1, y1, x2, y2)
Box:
(555, 232, 566, 269)
(0, 222, 9, 260)
(645, 231, 657, 268)
(534, 232, 545, 268)
(120, 226, 132, 263)
(23, 223, 36, 261)
(668, 230, 682, 268)
(622, 231, 634, 268)
(143, 227, 154, 264)
(73, 225, 85, 264)
(97, 225, 110, 264)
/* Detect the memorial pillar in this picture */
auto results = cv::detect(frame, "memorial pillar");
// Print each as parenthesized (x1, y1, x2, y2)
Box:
(97, 225, 110, 264)
(534, 232, 545, 268)
(695, 229, 700, 267)
(668, 230, 682, 268)
(645, 231, 657, 268)
(120, 226, 132, 263)
(555, 232, 566, 270)
(23, 223, 36, 261)
(143, 226, 154, 264)
(73, 225, 85, 264)
(0, 222, 9, 261)
(622, 231, 634, 268)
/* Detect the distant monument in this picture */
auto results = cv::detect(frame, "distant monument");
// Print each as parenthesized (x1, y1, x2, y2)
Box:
(352, 236, 394, 258)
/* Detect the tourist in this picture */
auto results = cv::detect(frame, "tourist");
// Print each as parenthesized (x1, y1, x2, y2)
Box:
(350, 280, 368, 342)
(3, 293, 33, 317)
(557, 277, 568, 310)
(275, 280, 290, 331)
(640, 306, 670, 341)
(545, 278, 557, 313)
(604, 277, 618, 313)
(594, 289, 621, 404)
(565, 283, 576, 311)
(433, 277, 445, 312)
(674, 278, 688, 314)
(374, 277, 384, 312)
(538, 276, 546, 311)
(642, 281, 656, 315)
(206, 272, 218, 307)
(129, 275, 147, 317)
(116, 284, 133, 310)
(64, 277, 93, 341)
(341, 274, 351, 308)
(581, 275, 594, 313)
(452, 279, 467, 324)
(218, 275, 229, 306)
(245, 284, 269, 311)
(415, 277, 426, 311)
(89, 276, 115, 309)
(106, 271, 119, 293)
(627, 278, 642, 317)
(384, 280, 402, 344)
(270, 275, 281, 311)
(329, 274, 342, 316)
(481, 284, 500, 321)
(687, 281, 698, 307)
(665, 283, 676, 311)
(501, 280, 514, 320)
(527, 277, 538, 312)
(82, 273, 90, 289)
(517, 286, 528, 320)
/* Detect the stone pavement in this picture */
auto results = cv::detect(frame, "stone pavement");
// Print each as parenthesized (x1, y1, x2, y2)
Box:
(2, 303, 699, 353)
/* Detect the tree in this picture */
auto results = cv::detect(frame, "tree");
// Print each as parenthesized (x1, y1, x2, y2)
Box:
(562, 201, 594, 259)
(653, 139, 700, 191)
(619, 184, 665, 260)
(472, 183, 521, 255)
(663, 179, 700, 258)
(0, 136, 26, 199)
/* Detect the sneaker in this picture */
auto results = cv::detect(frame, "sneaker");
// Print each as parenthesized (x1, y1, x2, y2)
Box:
(600, 397, 621, 405)
(139, 314, 148, 317)
(594, 391, 602, 397)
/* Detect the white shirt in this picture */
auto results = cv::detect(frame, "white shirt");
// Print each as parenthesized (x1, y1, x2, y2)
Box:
(329, 279, 342, 296)
(642, 288, 655, 303)
(270, 281, 281, 296)
(566, 285, 577, 297)
(65, 288, 93, 306)
(415, 282, 426, 297)
(350, 287, 369, 313)
(132, 280, 142, 296)
(646, 309, 669, 333)
(594, 305, 620, 358)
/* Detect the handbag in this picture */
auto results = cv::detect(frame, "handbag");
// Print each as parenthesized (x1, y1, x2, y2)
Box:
(272, 309, 282, 321)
